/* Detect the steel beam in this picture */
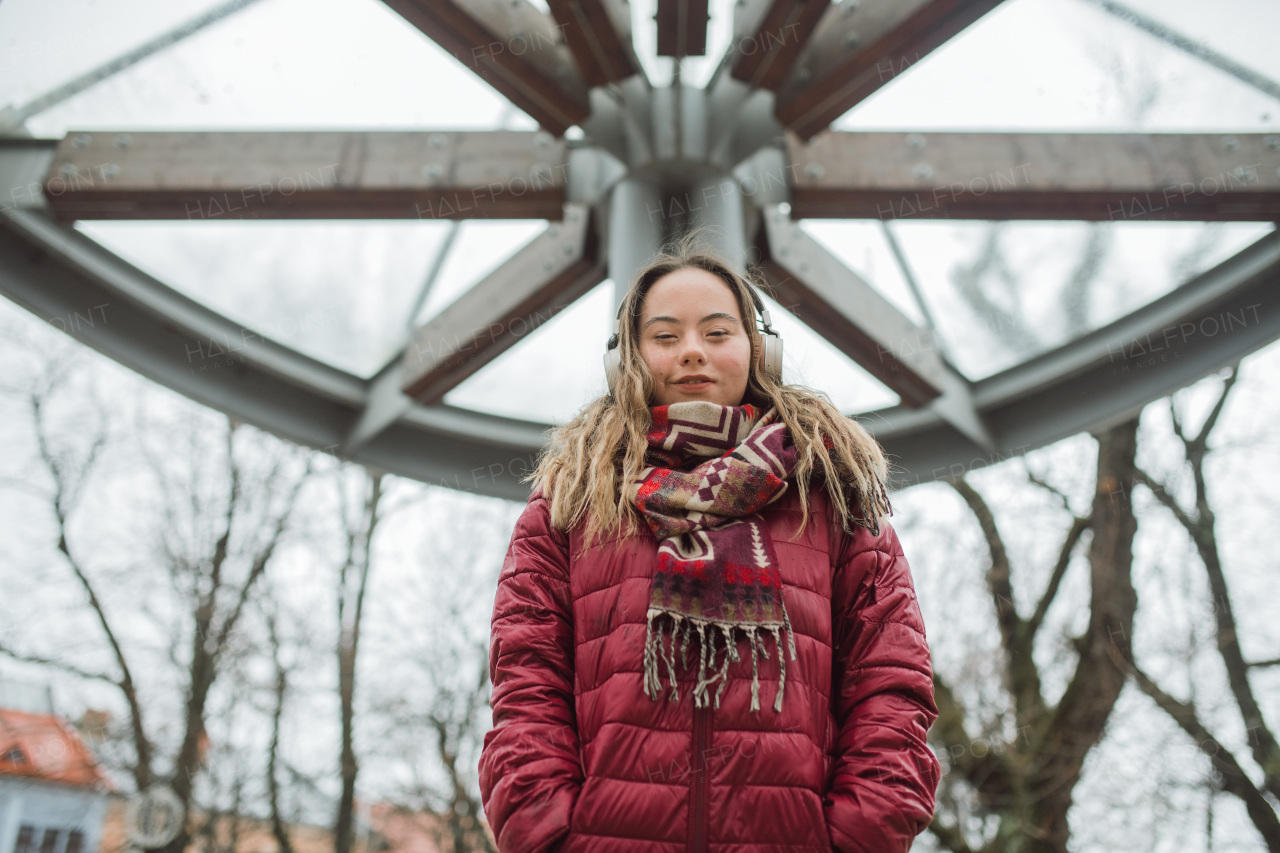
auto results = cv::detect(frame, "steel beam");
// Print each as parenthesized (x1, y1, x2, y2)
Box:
(38, 130, 569, 222)
(728, 0, 831, 90)
(787, 130, 1280, 221)
(401, 204, 605, 405)
(607, 177, 665, 311)
(548, 0, 643, 87)
(775, 0, 1006, 140)
(0, 207, 547, 501)
(874, 228, 1280, 488)
(380, 0, 590, 136)
(656, 0, 711, 57)
(755, 204, 995, 450)
(2, 204, 1276, 501)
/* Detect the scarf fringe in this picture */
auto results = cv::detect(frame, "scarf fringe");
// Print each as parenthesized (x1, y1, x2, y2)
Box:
(642, 603, 798, 713)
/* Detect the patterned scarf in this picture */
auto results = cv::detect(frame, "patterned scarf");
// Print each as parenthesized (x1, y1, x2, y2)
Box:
(629, 400, 799, 713)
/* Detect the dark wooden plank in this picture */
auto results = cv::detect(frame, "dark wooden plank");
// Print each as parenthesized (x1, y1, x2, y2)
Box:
(755, 204, 947, 405)
(402, 204, 605, 404)
(42, 130, 568, 221)
(786, 131, 1280, 220)
(729, 0, 831, 90)
(656, 0, 710, 57)
(381, 0, 589, 136)
(548, 0, 641, 87)
(776, 0, 1005, 139)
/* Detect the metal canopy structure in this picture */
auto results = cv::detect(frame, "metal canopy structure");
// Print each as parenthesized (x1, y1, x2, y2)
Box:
(1, 0, 1278, 500)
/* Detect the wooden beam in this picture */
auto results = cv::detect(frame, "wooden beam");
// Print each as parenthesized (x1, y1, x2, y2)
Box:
(402, 204, 605, 405)
(729, 0, 831, 91)
(776, 0, 1005, 139)
(41, 130, 568, 221)
(381, 0, 589, 136)
(656, 0, 710, 57)
(548, 0, 641, 87)
(786, 131, 1280, 221)
(755, 204, 994, 448)
(755, 206, 943, 405)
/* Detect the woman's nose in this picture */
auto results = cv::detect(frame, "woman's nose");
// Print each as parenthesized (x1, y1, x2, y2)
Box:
(680, 342, 706, 364)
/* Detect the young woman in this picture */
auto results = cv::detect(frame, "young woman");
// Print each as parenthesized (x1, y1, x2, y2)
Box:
(478, 235, 941, 853)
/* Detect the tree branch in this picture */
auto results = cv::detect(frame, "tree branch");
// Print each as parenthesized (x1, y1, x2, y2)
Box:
(0, 643, 119, 684)
(949, 477, 1045, 733)
(931, 670, 1014, 807)
(1026, 516, 1091, 645)
(1137, 369, 1280, 802)
(30, 383, 153, 789)
(1105, 642, 1280, 850)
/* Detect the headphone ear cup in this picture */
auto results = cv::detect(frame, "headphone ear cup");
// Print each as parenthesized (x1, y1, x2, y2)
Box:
(603, 347, 621, 396)
(762, 333, 783, 384)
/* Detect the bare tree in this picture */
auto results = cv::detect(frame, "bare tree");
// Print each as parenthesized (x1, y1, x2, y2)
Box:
(362, 493, 509, 853)
(265, 603, 298, 853)
(926, 416, 1138, 853)
(1108, 365, 1280, 847)
(0, 339, 315, 853)
(334, 467, 386, 853)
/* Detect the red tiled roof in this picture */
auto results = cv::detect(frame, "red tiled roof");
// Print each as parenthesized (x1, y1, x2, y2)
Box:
(0, 707, 115, 790)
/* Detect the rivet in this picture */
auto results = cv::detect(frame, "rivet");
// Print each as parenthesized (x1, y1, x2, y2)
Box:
(421, 163, 444, 180)
(1221, 135, 1238, 151)
(114, 133, 131, 149)
(562, 243, 574, 256)
(534, 131, 553, 148)
(913, 163, 934, 180)
(906, 133, 926, 150)
(566, 208, 579, 221)
(804, 162, 824, 180)
(547, 225, 560, 238)
(533, 162, 553, 181)
(543, 260, 554, 272)
(71, 133, 91, 149)
(1232, 165, 1253, 182)
(843, 0, 858, 14)
(427, 133, 447, 149)
(60, 163, 79, 178)
(843, 32, 859, 50)
(1264, 135, 1280, 151)
(100, 163, 121, 179)
(779, 247, 790, 257)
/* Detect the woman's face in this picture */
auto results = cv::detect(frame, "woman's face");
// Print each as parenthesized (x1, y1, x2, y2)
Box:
(637, 266, 753, 407)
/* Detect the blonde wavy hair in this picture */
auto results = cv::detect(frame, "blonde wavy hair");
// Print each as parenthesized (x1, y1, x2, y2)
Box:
(524, 230, 893, 551)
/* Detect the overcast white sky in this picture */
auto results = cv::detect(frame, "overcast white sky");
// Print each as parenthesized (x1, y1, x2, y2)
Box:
(0, 0, 1277, 423)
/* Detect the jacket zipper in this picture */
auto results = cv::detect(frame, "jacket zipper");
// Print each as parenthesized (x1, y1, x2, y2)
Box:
(690, 702, 712, 852)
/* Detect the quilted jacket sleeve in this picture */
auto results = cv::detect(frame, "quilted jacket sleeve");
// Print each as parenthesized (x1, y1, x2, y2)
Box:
(824, 518, 941, 853)
(479, 487, 582, 853)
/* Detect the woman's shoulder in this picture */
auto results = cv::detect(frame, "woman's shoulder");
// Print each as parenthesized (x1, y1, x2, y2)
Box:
(511, 484, 565, 544)
(769, 477, 899, 561)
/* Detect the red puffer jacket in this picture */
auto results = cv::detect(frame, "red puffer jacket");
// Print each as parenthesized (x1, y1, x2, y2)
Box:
(479, 481, 940, 853)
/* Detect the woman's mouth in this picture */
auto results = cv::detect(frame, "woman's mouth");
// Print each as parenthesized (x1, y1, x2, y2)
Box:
(674, 376, 713, 391)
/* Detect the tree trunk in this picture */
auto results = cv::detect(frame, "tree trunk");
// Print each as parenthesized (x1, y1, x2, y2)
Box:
(1025, 417, 1139, 852)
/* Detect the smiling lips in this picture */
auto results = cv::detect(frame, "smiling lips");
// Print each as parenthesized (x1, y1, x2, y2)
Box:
(674, 375, 713, 388)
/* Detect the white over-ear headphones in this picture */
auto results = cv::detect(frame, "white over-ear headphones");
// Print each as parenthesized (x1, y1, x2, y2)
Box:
(603, 277, 783, 397)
